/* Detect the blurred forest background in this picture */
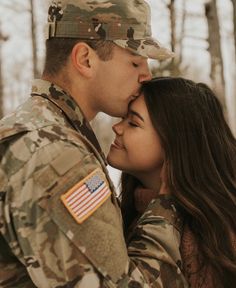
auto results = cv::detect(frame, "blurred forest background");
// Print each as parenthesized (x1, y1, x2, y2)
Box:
(0, 0, 236, 186)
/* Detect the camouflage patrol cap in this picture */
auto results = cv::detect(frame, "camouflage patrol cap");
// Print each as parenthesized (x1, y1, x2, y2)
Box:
(46, 0, 174, 60)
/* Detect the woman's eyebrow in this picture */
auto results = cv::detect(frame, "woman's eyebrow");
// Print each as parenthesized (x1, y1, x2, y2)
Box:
(129, 110, 144, 122)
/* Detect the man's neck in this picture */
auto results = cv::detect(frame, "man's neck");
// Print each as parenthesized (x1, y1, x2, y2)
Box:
(41, 74, 97, 121)
(41, 73, 71, 95)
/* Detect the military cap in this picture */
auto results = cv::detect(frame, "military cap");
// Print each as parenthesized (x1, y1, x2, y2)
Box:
(46, 0, 174, 60)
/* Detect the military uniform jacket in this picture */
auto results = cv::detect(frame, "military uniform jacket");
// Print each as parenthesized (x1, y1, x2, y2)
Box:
(0, 80, 188, 288)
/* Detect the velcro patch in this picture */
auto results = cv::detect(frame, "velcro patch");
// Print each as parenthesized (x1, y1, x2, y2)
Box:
(61, 168, 111, 224)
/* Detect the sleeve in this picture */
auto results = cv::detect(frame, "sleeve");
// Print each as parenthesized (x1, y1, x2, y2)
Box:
(127, 197, 187, 287)
(8, 139, 188, 288)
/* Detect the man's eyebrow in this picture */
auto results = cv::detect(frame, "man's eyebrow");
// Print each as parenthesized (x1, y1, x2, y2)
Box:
(129, 110, 144, 122)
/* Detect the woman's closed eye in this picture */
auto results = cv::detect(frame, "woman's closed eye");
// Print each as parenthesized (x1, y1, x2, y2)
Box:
(128, 121, 139, 127)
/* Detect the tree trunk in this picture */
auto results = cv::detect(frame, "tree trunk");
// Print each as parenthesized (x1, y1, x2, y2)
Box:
(205, 0, 226, 112)
(167, 0, 183, 76)
(0, 24, 8, 119)
(232, 0, 236, 135)
(179, 0, 187, 64)
(0, 45, 3, 119)
(169, 0, 176, 53)
(232, 0, 236, 60)
(30, 0, 40, 78)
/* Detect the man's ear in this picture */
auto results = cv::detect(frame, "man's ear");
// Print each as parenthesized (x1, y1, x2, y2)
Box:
(71, 42, 96, 78)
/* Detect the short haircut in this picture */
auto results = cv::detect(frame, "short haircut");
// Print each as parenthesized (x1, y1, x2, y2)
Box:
(43, 38, 114, 76)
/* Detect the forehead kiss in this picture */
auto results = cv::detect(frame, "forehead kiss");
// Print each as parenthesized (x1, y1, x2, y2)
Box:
(126, 94, 148, 124)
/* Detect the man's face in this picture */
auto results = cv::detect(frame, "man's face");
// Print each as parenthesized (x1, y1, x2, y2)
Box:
(91, 45, 152, 118)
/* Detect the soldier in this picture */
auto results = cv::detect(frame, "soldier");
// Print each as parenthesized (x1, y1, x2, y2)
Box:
(0, 0, 187, 287)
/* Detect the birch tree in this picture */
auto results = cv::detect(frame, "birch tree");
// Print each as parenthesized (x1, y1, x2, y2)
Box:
(30, 0, 40, 78)
(231, 0, 236, 134)
(205, 0, 226, 111)
(167, 0, 181, 75)
(178, 0, 187, 64)
(0, 24, 8, 119)
(232, 0, 236, 60)
(152, 0, 187, 77)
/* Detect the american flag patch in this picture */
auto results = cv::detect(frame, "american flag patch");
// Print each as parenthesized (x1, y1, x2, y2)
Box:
(61, 168, 111, 224)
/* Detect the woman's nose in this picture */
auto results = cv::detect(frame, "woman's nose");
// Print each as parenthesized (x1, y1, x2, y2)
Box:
(112, 120, 124, 135)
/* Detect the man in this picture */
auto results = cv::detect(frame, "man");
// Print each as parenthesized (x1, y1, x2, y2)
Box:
(0, 0, 188, 287)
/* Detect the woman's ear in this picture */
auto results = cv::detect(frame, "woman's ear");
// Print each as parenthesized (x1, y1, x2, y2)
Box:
(71, 42, 96, 78)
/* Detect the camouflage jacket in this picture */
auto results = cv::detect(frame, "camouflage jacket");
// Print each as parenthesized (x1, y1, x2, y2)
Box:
(0, 79, 188, 288)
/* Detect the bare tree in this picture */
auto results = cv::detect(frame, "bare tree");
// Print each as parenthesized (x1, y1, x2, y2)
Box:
(152, 0, 187, 77)
(2, 0, 41, 79)
(166, 0, 182, 75)
(0, 23, 8, 119)
(169, 0, 176, 54)
(231, 0, 236, 60)
(205, 0, 226, 111)
(178, 0, 187, 64)
(30, 0, 40, 78)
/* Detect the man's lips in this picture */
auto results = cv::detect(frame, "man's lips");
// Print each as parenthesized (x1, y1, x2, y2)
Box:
(130, 95, 138, 101)
(130, 89, 141, 101)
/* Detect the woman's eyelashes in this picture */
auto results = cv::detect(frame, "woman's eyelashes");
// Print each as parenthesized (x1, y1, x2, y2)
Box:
(128, 121, 139, 127)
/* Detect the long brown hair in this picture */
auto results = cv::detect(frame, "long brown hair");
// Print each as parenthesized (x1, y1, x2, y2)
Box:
(120, 77, 236, 287)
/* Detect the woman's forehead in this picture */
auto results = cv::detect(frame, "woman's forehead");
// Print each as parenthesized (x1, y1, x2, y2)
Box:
(128, 94, 150, 122)
(129, 94, 145, 111)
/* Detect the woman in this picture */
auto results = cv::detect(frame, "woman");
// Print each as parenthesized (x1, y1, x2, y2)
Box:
(107, 77, 236, 288)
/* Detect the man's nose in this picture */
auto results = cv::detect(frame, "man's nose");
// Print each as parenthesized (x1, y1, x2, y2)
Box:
(138, 61, 152, 83)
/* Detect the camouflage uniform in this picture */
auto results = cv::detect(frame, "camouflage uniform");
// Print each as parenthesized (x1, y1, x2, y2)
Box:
(0, 1, 187, 287)
(0, 80, 188, 287)
(45, 0, 174, 60)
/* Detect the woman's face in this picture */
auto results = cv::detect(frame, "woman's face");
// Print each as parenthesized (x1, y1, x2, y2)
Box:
(107, 94, 164, 178)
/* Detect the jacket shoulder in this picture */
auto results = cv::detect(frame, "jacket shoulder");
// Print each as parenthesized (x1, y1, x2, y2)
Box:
(0, 96, 68, 142)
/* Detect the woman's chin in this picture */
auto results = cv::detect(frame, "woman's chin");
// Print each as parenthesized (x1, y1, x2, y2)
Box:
(106, 157, 123, 172)
(106, 154, 116, 168)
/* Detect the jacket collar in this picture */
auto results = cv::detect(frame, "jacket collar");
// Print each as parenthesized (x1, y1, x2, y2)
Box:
(31, 79, 107, 164)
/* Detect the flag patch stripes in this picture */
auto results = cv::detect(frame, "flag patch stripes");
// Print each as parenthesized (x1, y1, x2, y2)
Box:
(61, 168, 111, 223)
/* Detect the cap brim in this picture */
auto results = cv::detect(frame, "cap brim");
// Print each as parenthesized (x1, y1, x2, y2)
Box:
(113, 37, 175, 61)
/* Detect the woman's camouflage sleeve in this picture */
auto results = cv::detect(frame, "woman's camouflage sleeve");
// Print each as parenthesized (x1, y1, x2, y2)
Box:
(125, 196, 187, 287)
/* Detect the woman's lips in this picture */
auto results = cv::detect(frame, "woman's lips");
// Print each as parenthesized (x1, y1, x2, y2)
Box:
(111, 139, 124, 150)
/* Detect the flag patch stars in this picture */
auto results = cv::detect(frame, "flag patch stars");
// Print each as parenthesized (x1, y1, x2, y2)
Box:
(61, 168, 111, 224)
